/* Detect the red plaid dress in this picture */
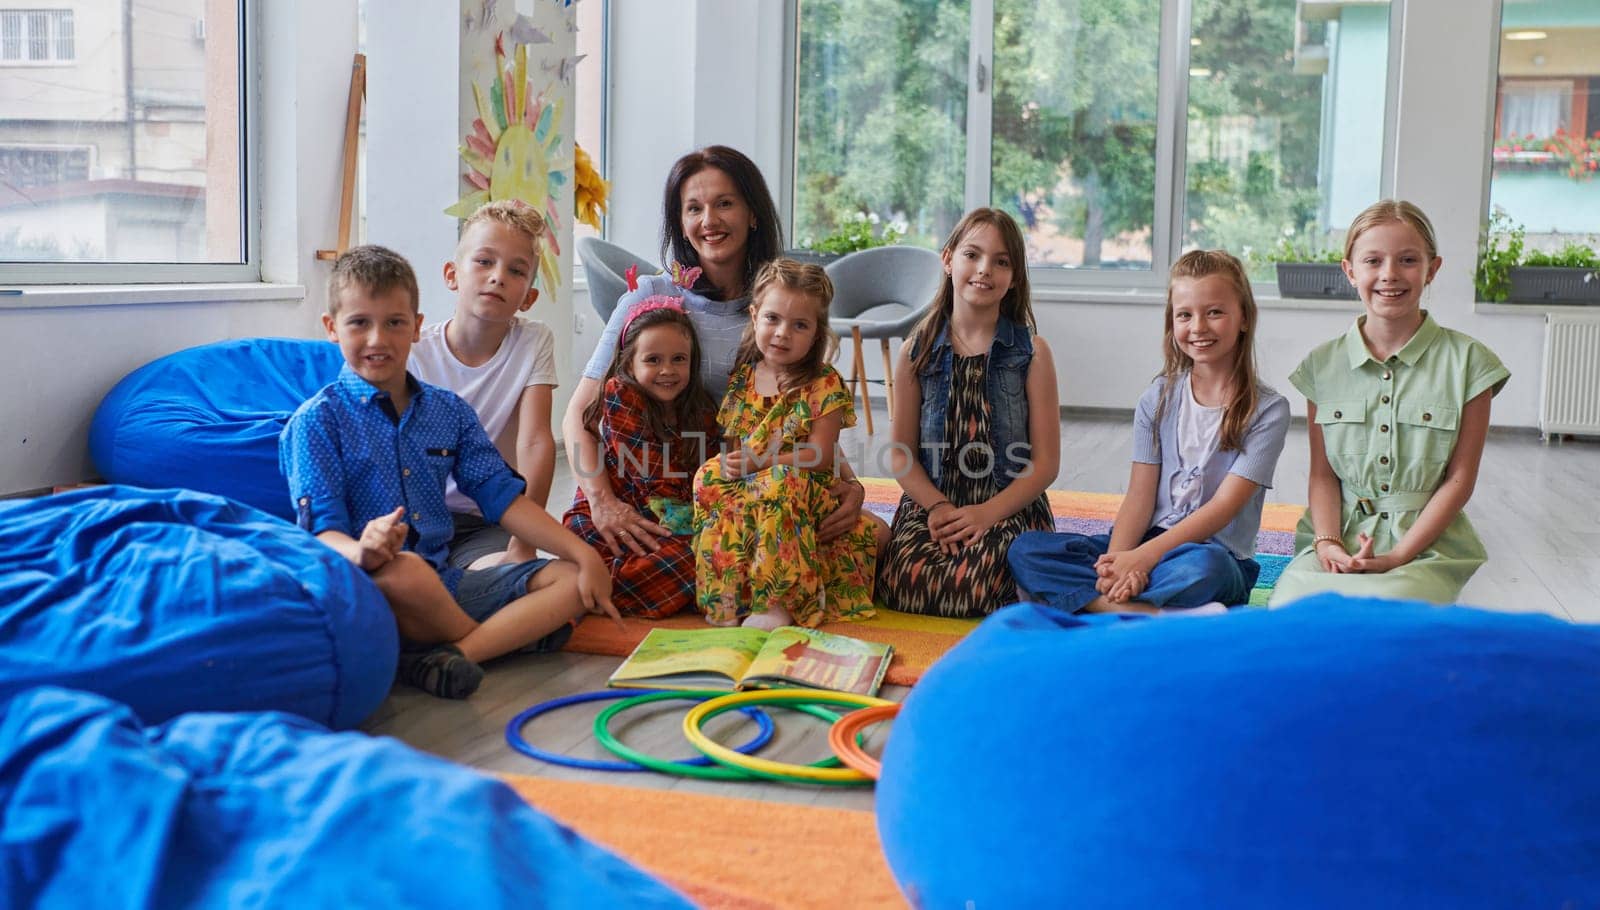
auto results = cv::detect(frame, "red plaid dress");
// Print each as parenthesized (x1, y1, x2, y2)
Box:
(563, 378, 713, 618)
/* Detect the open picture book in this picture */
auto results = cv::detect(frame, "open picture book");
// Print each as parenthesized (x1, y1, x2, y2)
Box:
(607, 626, 894, 697)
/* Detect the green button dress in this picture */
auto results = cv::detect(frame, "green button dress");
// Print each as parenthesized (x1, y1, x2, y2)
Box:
(1270, 313, 1510, 606)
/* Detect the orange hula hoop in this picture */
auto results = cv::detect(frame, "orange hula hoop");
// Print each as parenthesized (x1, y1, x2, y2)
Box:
(827, 704, 902, 780)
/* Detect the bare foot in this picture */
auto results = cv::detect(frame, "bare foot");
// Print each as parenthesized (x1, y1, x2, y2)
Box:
(741, 606, 792, 630)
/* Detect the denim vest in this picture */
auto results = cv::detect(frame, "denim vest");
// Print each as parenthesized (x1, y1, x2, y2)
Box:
(913, 315, 1034, 492)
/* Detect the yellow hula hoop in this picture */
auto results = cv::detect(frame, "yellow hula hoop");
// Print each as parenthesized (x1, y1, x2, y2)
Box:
(683, 690, 896, 785)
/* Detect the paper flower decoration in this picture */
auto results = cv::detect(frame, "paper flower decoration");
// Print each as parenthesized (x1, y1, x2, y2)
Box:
(574, 141, 608, 230)
(447, 32, 569, 295)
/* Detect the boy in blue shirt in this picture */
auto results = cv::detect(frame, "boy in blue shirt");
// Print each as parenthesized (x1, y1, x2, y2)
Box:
(281, 245, 617, 699)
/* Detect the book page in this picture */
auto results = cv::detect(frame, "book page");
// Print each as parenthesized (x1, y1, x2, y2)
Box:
(742, 627, 892, 697)
(607, 627, 767, 688)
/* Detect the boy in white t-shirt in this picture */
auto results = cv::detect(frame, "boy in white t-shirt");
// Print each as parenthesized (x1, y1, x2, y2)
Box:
(412, 199, 558, 570)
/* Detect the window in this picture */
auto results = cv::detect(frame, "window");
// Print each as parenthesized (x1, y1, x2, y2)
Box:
(1486, 0, 1600, 257)
(1, 9, 73, 63)
(0, 1, 252, 282)
(793, 0, 1394, 287)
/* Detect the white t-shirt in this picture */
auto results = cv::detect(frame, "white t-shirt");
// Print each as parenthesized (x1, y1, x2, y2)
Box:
(411, 317, 558, 513)
(1157, 374, 1223, 529)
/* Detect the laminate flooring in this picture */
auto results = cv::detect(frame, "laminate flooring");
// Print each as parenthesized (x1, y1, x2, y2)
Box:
(362, 409, 1600, 809)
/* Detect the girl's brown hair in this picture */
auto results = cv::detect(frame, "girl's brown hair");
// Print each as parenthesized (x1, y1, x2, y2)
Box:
(1152, 249, 1262, 453)
(583, 305, 717, 474)
(907, 208, 1035, 375)
(1343, 199, 1438, 262)
(731, 259, 838, 396)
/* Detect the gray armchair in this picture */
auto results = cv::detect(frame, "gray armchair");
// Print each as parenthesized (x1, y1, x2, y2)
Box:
(824, 245, 943, 432)
(577, 236, 661, 323)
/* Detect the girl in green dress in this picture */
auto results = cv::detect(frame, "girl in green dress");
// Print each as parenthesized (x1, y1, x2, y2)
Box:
(1270, 200, 1510, 606)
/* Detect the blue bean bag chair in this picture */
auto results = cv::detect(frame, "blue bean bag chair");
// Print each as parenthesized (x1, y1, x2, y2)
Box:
(90, 337, 342, 521)
(876, 597, 1600, 908)
(0, 687, 693, 909)
(0, 485, 393, 729)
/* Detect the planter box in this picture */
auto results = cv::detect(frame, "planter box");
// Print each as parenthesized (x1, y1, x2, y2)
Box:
(1275, 262, 1357, 300)
(1507, 266, 1600, 305)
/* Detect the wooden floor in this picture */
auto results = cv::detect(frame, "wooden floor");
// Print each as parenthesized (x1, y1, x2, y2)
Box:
(362, 408, 1600, 809)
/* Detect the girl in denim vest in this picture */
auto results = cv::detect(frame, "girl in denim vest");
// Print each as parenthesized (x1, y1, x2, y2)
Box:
(1009, 250, 1290, 615)
(876, 208, 1060, 618)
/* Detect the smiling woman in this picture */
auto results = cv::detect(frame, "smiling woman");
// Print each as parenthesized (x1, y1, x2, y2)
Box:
(562, 146, 886, 573)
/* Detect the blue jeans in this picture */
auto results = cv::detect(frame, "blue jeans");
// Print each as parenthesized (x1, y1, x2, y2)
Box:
(1008, 527, 1259, 613)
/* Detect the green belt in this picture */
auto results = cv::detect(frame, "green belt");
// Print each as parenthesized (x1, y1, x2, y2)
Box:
(1343, 486, 1432, 517)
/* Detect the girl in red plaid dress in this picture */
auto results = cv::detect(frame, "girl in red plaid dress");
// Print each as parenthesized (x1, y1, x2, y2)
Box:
(563, 299, 717, 617)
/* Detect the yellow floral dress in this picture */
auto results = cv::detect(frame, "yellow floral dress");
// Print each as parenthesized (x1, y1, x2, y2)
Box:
(693, 363, 879, 627)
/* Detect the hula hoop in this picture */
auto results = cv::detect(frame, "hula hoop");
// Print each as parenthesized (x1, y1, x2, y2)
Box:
(506, 688, 775, 772)
(684, 690, 896, 786)
(827, 703, 901, 780)
(594, 690, 845, 782)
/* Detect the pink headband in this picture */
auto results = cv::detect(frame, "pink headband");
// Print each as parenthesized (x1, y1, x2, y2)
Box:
(622, 294, 688, 339)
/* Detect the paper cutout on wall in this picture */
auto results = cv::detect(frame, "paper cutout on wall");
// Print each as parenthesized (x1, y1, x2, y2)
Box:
(446, 31, 568, 296)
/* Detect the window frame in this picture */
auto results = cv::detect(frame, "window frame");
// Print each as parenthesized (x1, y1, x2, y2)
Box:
(785, 0, 1404, 295)
(0, 0, 260, 286)
(0, 8, 74, 65)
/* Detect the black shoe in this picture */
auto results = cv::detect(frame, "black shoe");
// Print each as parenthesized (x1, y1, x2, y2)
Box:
(396, 643, 483, 699)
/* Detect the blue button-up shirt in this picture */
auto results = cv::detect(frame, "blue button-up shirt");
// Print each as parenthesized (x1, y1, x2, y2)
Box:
(280, 366, 524, 595)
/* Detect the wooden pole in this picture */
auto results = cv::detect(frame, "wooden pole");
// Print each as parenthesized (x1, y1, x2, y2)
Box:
(316, 53, 367, 261)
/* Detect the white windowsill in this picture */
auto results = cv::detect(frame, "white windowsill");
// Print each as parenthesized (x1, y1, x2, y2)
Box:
(0, 282, 307, 310)
(1474, 302, 1600, 318)
(1034, 284, 1363, 312)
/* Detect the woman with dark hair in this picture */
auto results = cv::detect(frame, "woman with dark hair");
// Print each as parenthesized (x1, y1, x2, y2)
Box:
(563, 145, 884, 559)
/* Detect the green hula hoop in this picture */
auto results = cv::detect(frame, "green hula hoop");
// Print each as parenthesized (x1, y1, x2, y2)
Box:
(593, 689, 845, 781)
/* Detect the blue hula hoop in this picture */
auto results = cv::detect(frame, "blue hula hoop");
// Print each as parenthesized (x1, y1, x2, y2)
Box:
(505, 688, 776, 772)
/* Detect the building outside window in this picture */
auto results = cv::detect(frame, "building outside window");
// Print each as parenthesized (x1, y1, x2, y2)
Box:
(0, 0, 250, 282)
(1486, 0, 1600, 256)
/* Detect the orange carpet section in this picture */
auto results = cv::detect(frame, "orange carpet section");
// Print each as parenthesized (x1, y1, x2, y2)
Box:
(500, 775, 907, 910)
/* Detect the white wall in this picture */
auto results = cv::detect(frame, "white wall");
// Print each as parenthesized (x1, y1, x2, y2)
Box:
(365, 5, 460, 325)
(0, 0, 356, 494)
(602, 0, 1549, 429)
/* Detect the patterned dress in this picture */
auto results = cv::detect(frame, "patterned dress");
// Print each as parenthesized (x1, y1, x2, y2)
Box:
(877, 352, 1054, 618)
(563, 378, 715, 618)
(693, 364, 879, 627)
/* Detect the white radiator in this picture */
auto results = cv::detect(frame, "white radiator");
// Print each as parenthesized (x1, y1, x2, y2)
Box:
(1540, 314, 1600, 438)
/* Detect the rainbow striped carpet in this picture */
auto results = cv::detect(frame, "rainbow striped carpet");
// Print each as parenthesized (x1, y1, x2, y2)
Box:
(562, 481, 1305, 685)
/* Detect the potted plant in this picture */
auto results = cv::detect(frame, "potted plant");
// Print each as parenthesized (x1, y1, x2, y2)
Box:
(790, 211, 907, 266)
(1509, 243, 1600, 305)
(1476, 210, 1600, 305)
(1266, 241, 1356, 300)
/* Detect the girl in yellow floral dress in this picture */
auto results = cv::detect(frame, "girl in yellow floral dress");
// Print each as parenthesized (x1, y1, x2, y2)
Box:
(693, 260, 879, 628)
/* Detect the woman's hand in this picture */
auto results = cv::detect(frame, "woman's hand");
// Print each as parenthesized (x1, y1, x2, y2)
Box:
(818, 478, 865, 543)
(589, 493, 670, 557)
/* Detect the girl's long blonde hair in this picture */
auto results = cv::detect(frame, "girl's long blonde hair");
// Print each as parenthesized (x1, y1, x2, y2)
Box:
(907, 208, 1035, 375)
(1153, 249, 1261, 453)
(731, 259, 838, 396)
